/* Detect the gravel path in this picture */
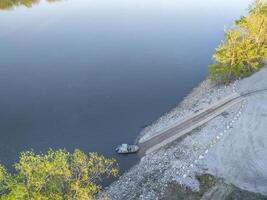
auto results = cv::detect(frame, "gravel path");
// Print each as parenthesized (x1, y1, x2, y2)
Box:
(137, 80, 235, 143)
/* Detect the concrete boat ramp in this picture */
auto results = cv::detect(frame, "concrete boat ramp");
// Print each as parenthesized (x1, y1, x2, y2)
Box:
(138, 92, 244, 155)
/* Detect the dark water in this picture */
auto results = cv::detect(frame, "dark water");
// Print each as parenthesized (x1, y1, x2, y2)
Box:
(0, 0, 250, 174)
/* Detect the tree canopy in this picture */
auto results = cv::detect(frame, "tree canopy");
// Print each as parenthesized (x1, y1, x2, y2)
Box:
(0, 149, 118, 200)
(0, 0, 60, 10)
(208, 0, 267, 84)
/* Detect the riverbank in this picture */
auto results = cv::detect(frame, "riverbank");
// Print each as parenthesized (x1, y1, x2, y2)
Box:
(101, 67, 267, 199)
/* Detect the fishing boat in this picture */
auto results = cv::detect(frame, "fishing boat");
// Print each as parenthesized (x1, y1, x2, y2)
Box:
(115, 144, 139, 154)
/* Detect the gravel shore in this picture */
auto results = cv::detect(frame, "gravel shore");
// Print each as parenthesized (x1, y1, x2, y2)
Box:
(100, 67, 267, 199)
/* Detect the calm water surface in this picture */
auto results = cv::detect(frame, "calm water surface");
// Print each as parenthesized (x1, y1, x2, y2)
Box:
(0, 0, 250, 174)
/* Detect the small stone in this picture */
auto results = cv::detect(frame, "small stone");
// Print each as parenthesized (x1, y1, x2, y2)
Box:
(194, 160, 198, 163)
(205, 150, 209, 154)
(216, 136, 220, 140)
(190, 164, 194, 167)
(199, 155, 204, 160)
(183, 174, 187, 178)
(220, 133, 223, 136)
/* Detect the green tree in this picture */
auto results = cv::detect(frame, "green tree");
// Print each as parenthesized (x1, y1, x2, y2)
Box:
(0, 149, 118, 200)
(236, 0, 267, 58)
(0, 0, 60, 10)
(208, 0, 267, 84)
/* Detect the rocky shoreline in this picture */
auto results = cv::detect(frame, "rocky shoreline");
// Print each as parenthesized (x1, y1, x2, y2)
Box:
(100, 68, 267, 199)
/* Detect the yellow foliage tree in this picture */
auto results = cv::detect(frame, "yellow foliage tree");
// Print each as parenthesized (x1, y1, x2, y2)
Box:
(208, 0, 267, 83)
(0, 0, 60, 9)
(0, 149, 118, 200)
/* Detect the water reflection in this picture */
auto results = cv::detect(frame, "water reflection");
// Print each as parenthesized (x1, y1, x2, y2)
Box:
(0, 0, 251, 180)
(0, 0, 59, 9)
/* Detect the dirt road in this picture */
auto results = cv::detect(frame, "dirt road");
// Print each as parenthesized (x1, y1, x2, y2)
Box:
(138, 92, 243, 155)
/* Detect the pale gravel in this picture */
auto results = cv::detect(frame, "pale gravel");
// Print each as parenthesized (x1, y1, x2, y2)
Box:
(203, 67, 267, 196)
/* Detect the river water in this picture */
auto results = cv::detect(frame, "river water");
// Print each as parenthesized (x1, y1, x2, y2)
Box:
(0, 0, 250, 174)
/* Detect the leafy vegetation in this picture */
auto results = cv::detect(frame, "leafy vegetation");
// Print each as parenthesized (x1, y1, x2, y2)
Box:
(0, 149, 118, 200)
(0, 0, 59, 10)
(208, 0, 267, 84)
